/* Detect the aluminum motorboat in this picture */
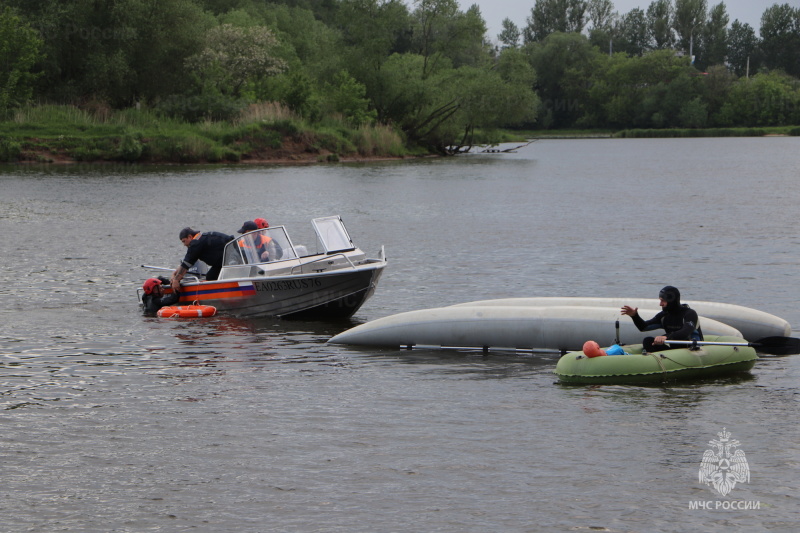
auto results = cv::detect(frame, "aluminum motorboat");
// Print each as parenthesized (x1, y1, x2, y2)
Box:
(141, 216, 386, 319)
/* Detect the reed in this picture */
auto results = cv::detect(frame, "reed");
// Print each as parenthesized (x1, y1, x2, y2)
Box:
(353, 123, 406, 157)
(13, 104, 100, 126)
(234, 102, 297, 126)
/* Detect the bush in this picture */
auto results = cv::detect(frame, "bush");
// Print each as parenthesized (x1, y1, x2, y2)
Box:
(157, 93, 246, 123)
(314, 128, 356, 155)
(679, 98, 708, 129)
(0, 138, 21, 161)
(116, 134, 143, 162)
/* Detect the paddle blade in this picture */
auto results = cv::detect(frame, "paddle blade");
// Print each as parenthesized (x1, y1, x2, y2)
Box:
(753, 336, 800, 355)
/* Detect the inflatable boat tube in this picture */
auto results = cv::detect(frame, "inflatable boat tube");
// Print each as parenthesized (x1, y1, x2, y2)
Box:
(328, 305, 741, 352)
(452, 297, 790, 340)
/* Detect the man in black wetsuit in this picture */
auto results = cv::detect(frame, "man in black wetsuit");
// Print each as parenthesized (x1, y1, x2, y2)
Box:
(170, 227, 234, 290)
(141, 277, 180, 313)
(620, 286, 704, 352)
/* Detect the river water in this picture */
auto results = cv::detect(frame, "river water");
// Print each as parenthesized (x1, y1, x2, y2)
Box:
(1, 137, 798, 532)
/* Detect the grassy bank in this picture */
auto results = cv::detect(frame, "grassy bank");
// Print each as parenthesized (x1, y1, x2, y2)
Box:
(503, 127, 800, 140)
(0, 104, 411, 164)
(613, 126, 800, 138)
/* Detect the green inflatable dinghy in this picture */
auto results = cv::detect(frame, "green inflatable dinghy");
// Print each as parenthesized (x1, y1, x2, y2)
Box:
(554, 335, 758, 384)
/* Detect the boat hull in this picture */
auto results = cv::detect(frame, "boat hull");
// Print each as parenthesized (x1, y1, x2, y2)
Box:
(554, 335, 758, 384)
(327, 305, 742, 351)
(452, 297, 791, 340)
(178, 264, 384, 319)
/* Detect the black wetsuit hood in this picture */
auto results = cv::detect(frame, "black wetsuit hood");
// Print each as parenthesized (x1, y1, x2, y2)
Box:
(659, 285, 682, 313)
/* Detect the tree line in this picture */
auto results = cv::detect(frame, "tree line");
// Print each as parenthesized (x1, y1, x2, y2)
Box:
(2, 0, 800, 153)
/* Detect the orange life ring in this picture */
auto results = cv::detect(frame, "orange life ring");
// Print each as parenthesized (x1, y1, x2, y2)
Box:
(157, 304, 217, 318)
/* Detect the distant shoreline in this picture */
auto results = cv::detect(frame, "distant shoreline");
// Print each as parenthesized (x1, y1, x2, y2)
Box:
(3, 126, 797, 166)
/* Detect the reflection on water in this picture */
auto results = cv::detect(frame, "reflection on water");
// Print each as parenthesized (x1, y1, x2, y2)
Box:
(355, 346, 559, 380)
(1, 138, 798, 531)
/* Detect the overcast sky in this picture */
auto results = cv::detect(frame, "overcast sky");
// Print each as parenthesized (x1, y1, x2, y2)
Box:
(457, 1, 800, 44)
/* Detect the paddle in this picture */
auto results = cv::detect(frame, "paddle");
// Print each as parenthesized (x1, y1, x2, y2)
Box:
(664, 336, 800, 356)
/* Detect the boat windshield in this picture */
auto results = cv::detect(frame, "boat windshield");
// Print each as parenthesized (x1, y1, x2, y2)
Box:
(223, 227, 297, 266)
(313, 216, 354, 253)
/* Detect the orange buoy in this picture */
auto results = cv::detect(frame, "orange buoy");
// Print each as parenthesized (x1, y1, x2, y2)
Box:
(157, 304, 217, 318)
(582, 340, 607, 358)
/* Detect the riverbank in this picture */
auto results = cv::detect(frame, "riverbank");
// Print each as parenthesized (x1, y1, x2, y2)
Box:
(0, 104, 415, 165)
(4, 105, 799, 165)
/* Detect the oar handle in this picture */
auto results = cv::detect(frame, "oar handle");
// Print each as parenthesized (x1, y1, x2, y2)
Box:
(665, 339, 750, 348)
(665, 337, 800, 355)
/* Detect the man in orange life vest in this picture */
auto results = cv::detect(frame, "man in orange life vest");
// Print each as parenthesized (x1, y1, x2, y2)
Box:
(170, 227, 234, 291)
(141, 277, 180, 313)
(237, 220, 281, 262)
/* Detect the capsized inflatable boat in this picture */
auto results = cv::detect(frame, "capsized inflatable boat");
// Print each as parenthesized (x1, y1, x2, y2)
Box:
(328, 305, 742, 352)
(554, 335, 758, 384)
(451, 297, 790, 341)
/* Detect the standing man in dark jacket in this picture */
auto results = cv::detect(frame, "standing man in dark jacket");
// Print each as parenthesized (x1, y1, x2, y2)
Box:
(171, 227, 233, 290)
(620, 286, 704, 352)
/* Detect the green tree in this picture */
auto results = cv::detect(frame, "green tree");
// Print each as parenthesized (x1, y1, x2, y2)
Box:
(678, 95, 708, 127)
(583, 49, 697, 128)
(185, 24, 287, 99)
(526, 31, 600, 128)
(336, 0, 411, 75)
(6, 0, 213, 105)
(615, 8, 650, 56)
(498, 18, 521, 48)
(371, 52, 428, 125)
(279, 71, 321, 120)
(197, 0, 252, 14)
(0, 7, 43, 113)
(727, 20, 759, 77)
(252, 3, 348, 103)
(586, 0, 615, 52)
(673, 0, 707, 61)
(124, 0, 216, 104)
(759, 3, 800, 77)
(444, 62, 539, 149)
(587, 0, 615, 31)
(523, 0, 589, 43)
(373, 48, 537, 151)
(715, 72, 800, 126)
(411, 0, 489, 75)
(647, 0, 675, 49)
(701, 64, 735, 121)
(322, 70, 378, 126)
(412, 0, 459, 75)
(702, 2, 729, 68)
(444, 4, 490, 68)
(331, 0, 413, 126)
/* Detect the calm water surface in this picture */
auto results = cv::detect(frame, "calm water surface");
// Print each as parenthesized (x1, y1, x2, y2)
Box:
(1, 138, 799, 532)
